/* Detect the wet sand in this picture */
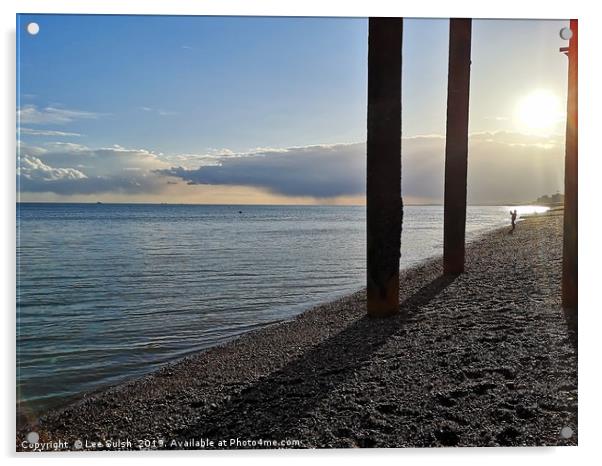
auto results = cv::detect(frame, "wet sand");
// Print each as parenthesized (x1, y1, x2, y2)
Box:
(17, 212, 577, 450)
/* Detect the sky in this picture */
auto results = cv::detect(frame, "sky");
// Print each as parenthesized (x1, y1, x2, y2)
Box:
(17, 15, 570, 204)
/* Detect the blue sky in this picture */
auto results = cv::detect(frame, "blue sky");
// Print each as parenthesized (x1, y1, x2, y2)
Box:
(17, 15, 570, 204)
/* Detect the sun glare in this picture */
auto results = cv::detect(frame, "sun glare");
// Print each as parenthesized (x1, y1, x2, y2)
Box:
(515, 90, 563, 133)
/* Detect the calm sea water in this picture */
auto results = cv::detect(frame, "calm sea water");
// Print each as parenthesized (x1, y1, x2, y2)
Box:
(16, 203, 543, 420)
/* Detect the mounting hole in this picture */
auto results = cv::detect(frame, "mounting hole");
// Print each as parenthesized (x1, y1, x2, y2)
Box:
(559, 27, 573, 40)
(26, 22, 40, 36)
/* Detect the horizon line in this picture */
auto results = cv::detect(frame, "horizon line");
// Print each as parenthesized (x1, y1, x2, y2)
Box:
(15, 201, 546, 207)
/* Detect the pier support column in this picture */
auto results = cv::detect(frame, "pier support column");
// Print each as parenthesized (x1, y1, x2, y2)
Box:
(562, 19, 578, 327)
(443, 19, 472, 275)
(366, 18, 403, 317)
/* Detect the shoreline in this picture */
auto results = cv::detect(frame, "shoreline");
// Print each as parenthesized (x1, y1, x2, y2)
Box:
(16, 207, 512, 424)
(17, 212, 576, 449)
(16, 218, 501, 427)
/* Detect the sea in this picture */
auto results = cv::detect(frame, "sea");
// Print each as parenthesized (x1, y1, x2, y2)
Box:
(16, 203, 548, 421)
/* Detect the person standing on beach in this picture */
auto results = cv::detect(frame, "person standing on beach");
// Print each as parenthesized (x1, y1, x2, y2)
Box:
(510, 210, 517, 232)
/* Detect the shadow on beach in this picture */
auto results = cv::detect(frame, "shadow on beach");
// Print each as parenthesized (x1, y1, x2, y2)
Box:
(175, 274, 457, 446)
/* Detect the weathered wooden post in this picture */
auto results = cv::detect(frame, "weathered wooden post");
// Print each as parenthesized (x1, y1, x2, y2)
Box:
(443, 19, 472, 275)
(366, 17, 403, 317)
(562, 19, 578, 326)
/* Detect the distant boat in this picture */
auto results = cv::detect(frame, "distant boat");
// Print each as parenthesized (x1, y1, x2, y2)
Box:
(96, 201, 103, 205)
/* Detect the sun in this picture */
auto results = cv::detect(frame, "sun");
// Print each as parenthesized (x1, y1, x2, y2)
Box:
(515, 90, 563, 133)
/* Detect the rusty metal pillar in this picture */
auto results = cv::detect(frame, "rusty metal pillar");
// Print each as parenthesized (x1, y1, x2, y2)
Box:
(443, 19, 472, 275)
(366, 17, 403, 317)
(562, 19, 578, 325)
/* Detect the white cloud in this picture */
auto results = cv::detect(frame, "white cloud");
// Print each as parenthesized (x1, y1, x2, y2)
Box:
(20, 127, 82, 137)
(24, 142, 171, 177)
(17, 142, 172, 195)
(139, 106, 178, 116)
(469, 130, 562, 147)
(17, 105, 100, 125)
(19, 155, 87, 181)
(484, 116, 510, 122)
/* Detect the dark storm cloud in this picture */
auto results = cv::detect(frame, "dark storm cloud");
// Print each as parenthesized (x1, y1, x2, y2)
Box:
(158, 132, 564, 203)
(158, 144, 367, 197)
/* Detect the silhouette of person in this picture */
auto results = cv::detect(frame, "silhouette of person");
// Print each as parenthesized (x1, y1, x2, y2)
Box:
(510, 209, 517, 232)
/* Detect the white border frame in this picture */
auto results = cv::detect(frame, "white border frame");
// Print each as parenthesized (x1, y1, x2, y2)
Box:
(3, 1, 600, 465)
